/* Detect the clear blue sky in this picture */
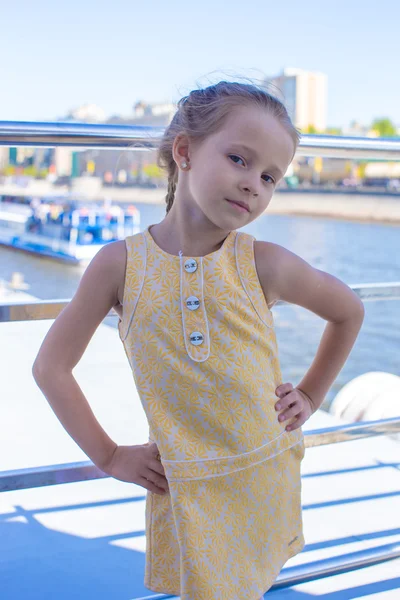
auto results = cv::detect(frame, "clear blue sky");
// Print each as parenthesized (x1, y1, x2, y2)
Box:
(1, 0, 399, 127)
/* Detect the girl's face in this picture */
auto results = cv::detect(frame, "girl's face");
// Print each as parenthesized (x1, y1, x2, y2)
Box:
(183, 104, 296, 231)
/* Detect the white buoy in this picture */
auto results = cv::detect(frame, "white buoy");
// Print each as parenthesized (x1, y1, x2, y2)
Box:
(330, 372, 400, 441)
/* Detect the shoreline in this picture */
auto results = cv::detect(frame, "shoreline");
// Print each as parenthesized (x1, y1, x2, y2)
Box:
(115, 188, 400, 225)
(266, 191, 400, 225)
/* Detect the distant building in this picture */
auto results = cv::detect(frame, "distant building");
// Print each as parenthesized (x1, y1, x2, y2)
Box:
(264, 68, 327, 132)
(342, 120, 371, 137)
(108, 101, 175, 127)
(131, 101, 176, 121)
(0, 148, 10, 169)
(54, 147, 73, 177)
(65, 103, 106, 123)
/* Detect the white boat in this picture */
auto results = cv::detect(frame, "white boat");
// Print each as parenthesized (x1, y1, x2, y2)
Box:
(0, 192, 141, 265)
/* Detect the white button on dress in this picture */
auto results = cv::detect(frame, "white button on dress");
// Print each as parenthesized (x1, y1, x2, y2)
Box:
(190, 331, 204, 345)
(186, 296, 200, 311)
(184, 259, 198, 273)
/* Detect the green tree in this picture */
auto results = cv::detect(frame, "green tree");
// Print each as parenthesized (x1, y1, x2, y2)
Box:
(3, 165, 16, 176)
(325, 127, 342, 135)
(23, 166, 38, 177)
(143, 163, 163, 179)
(304, 124, 318, 134)
(371, 118, 397, 137)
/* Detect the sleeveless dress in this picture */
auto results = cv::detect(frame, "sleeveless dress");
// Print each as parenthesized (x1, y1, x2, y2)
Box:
(118, 227, 305, 600)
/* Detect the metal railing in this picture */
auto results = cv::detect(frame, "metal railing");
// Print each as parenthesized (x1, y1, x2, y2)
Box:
(1, 416, 400, 493)
(1, 283, 400, 323)
(1, 416, 400, 596)
(1, 120, 400, 159)
(1, 124, 400, 593)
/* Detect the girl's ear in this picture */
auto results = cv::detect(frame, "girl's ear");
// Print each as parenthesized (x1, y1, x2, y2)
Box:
(172, 133, 191, 168)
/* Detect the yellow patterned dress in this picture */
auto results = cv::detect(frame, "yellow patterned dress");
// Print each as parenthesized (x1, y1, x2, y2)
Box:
(118, 227, 305, 600)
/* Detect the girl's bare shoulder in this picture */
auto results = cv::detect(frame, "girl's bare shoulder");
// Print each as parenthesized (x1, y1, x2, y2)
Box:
(254, 240, 364, 322)
(253, 240, 294, 307)
(254, 239, 290, 268)
(100, 240, 127, 307)
(86, 240, 127, 313)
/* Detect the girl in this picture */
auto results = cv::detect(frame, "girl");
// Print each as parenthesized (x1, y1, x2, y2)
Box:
(33, 81, 365, 600)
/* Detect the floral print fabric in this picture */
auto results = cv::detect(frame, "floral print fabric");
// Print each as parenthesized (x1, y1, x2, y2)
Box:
(118, 228, 305, 599)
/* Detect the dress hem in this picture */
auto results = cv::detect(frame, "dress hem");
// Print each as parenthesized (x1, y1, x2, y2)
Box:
(144, 536, 305, 598)
(144, 581, 181, 596)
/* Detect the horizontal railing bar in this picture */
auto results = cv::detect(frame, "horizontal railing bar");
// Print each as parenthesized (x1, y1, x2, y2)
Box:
(1, 417, 399, 492)
(304, 416, 400, 448)
(1, 282, 399, 323)
(0, 462, 108, 492)
(351, 282, 400, 301)
(131, 542, 400, 598)
(1, 121, 400, 159)
(0, 121, 165, 151)
(275, 282, 400, 305)
(0, 299, 72, 323)
(271, 541, 400, 590)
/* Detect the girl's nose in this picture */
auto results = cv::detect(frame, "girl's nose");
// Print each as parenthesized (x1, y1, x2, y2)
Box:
(240, 180, 260, 197)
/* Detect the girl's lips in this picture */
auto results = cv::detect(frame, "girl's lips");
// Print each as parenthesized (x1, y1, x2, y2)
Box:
(225, 198, 250, 213)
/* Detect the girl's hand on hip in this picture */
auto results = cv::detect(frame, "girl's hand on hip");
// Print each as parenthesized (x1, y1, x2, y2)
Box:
(275, 383, 314, 431)
(103, 442, 169, 495)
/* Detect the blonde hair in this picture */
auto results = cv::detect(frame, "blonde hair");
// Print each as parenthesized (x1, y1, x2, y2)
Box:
(158, 81, 300, 213)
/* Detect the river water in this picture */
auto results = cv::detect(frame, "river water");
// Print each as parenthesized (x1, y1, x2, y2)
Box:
(1, 202, 399, 411)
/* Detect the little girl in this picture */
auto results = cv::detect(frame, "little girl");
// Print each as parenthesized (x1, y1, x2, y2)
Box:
(33, 81, 364, 600)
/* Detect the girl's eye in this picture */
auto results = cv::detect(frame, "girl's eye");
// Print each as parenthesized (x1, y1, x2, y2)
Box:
(229, 154, 275, 184)
(229, 154, 245, 166)
(262, 174, 275, 184)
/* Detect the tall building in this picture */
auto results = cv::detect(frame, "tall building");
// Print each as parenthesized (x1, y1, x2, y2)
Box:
(0, 148, 9, 169)
(264, 68, 327, 132)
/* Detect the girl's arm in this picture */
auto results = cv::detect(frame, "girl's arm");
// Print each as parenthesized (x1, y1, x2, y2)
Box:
(33, 241, 174, 495)
(255, 241, 365, 413)
(32, 240, 127, 471)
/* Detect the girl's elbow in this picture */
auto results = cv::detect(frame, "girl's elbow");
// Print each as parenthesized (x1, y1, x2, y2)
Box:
(349, 295, 365, 328)
(32, 358, 47, 385)
(333, 294, 364, 326)
(355, 296, 365, 320)
(32, 354, 62, 384)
